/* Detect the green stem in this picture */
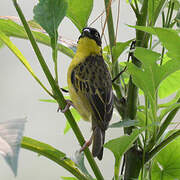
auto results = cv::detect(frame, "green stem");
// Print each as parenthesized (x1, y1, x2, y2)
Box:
(51, 33, 58, 84)
(104, 0, 122, 100)
(146, 130, 180, 163)
(21, 137, 88, 180)
(156, 98, 180, 142)
(167, 2, 174, 27)
(12, 1, 103, 179)
(141, 96, 148, 179)
(124, 1, 149, 179)
(114, 159, 121, 180)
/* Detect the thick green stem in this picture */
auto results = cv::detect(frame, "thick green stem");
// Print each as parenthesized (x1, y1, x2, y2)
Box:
(12, 1, 104, 179)
(124, 147, 142, 180)
(124, 1, 149, 179)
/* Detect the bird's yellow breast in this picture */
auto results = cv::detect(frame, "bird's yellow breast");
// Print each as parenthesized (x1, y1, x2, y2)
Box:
(67, 37, 101, 121)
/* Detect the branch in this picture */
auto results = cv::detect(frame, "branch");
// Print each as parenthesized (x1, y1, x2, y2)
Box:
(12, 1, 103, 179)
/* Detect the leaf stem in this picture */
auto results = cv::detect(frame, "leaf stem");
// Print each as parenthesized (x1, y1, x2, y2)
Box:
(21, 137, 88, 180)
(146, 130, 180, 163)
(12, 1, 104, 179)
(51, 33, 58, 84)
(156, 98, 180, 142)
(114, 158, 121, 180)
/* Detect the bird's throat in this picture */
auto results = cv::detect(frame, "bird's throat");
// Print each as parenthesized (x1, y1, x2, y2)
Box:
(76, 37, 102, 58)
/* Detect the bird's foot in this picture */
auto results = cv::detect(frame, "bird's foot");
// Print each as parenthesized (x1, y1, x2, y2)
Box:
(80, 134, 93, 153)
(57, 99, 74, 113)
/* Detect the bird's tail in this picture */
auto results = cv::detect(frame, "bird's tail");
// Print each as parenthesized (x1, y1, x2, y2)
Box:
(92, 127, 105, 160)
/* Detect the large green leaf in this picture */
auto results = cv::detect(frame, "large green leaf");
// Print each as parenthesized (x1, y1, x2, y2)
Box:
(112, 39, 133, 62)
(22, 137, 87, 180)
(104, 129, 144, 178)
(129, 26, 180, 61)
(158, 103, 180, 122)
(156, 54, 180, 99)
(151, 134, 180, 180)
(0, 18, 74, 58)
(127, 47, 180, 117)
(66, 0, 93, 32)
(33, 0, 68, 38)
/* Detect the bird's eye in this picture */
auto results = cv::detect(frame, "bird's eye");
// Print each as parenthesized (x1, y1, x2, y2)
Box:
(94, 32, 99, 38)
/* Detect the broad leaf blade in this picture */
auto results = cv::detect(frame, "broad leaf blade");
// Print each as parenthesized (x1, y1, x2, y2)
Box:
(112, 39, 133, 62)
(66, 0, 93, 32)
(33, 0, 68, 38)
(0, 118, 26, 176)
(0, 18, 74, 58)
(104, 129, 144, 162)
(151, 133, 180, 180)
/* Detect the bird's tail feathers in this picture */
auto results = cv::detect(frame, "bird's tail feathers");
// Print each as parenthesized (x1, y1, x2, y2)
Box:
(92, 127, 105, 160)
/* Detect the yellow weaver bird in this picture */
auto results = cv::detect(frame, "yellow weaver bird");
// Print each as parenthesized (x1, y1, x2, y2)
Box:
(67, 27, 114, 160)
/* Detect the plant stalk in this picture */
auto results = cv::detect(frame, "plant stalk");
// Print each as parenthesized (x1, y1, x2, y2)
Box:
(12, 1, 104, 179)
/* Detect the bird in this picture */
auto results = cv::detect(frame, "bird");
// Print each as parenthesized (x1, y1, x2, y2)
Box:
(66, 27, 114, 160)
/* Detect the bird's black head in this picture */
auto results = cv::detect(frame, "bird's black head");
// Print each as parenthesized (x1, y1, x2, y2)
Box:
(78, 27, 101, 46)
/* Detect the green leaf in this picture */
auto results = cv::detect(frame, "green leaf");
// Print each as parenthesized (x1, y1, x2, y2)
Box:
(112, 39, 133, 62)
(66, 0, 93, 32)
(0, 30, 52, 96)
(64, 108, 81, 134)
(109, 119, 138, 128)
(0, 39, 4, 48)
(151, 134, 180, 180)
(175, 9, 180, 27)
(22, 136, 66, 157)
(0, 30, 33, 73)
(33, 0, 68, 38)
(127, 47, 180, 118)
(72, 151, 93, 179)
(128, 26, 180, 61)
(158, 103, 180, 122)
(158, 55, 180, 98)
(159, 91, 180, 108)
(126, 48, 160, 109)
(104, 129, 144, 175)
(0, 18, 74, 58)
(39, 99, 57, 103)
(22, 137, 87, 180)
(61, 177, 78, 180)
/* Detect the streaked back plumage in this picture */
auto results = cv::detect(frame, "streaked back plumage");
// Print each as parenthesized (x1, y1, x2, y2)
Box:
(67, 27, 114, 160)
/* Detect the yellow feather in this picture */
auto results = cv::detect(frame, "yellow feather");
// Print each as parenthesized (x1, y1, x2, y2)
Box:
(67, 37, 101, 121)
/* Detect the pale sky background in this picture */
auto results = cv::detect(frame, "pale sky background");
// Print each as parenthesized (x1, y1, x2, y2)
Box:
(0, 0, 171, 180)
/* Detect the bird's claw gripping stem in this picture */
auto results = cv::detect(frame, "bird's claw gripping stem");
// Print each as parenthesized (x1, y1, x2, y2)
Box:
(57, 100, 74, 113)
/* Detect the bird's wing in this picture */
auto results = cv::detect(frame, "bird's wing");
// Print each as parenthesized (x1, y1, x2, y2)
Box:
(71, 55, 113, 130)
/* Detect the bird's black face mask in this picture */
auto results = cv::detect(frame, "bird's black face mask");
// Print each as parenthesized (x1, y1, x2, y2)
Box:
(78, 27, 102, 46)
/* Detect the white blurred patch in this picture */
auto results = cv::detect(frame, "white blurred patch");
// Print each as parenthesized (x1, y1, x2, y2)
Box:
(0, 118, 26, 176)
